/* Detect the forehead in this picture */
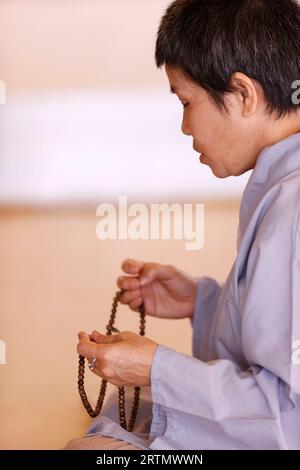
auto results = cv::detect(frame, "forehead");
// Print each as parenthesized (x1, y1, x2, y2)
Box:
(165, 64, 199, 96)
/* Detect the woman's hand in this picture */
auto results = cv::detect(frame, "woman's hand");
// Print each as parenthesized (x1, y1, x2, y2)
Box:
(117, 259, 198, 319)
(77, 330, 158, 387)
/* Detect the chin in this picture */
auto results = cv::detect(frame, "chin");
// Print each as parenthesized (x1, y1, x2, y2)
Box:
(201, 155, 234, 178)
(209, 165, 232, 179)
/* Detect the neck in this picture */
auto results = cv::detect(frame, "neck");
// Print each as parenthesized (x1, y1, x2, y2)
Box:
(261, 109, 300, 149)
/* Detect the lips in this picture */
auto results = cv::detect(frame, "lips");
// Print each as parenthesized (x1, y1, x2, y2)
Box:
(193, 142, 201, 152)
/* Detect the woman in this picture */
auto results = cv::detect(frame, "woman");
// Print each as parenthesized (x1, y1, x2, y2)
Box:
(65, 0, 300, 450)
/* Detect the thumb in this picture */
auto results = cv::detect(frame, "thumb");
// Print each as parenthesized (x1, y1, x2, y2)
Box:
(139, 264, 175, 287)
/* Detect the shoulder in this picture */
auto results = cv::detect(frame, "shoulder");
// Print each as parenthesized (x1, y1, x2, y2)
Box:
(258, 168, 300, 235)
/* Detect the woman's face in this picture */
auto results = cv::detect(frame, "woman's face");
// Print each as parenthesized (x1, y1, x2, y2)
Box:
(165, 64, 262, 178)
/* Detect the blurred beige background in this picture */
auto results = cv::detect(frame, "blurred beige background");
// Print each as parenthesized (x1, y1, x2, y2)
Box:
(0, 0, 246, 449)
(0, 203, 239, 450)
(0, 0, 169, 91)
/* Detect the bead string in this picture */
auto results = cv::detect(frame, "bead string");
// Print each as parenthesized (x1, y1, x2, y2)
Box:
(78, 290, 146, 432)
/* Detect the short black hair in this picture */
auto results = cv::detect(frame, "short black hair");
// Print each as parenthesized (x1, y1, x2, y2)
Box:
(155, 0, 300, 117)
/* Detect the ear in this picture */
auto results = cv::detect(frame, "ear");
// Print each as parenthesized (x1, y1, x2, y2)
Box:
(229, 72, 258, 117)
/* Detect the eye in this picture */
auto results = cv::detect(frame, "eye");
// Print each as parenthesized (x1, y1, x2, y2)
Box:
(182, 102, 189, 109)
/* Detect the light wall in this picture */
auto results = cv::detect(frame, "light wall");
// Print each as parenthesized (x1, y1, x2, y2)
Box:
(0, 0, 250, 204)
(0, 0, 170, 91)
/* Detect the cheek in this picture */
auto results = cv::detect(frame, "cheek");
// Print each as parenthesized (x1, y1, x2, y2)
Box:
(204, 111, 236, 146)
(187, 102, 236, 151)
(190, 100, 219, 130)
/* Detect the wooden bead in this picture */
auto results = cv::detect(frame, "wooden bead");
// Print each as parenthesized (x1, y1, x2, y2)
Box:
(77, 290, 145, 431)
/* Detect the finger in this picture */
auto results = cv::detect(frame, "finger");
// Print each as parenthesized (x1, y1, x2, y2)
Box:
(129, 296, 143, 311)
(121, 259, 145, 275)
(90, 330, 107, 343)
(91, 330, 118, 344)
(77, 338, 99, 359)
(77, 331, 90, 341)
(119, 289, 142, 305)
(139, 264, 175, 286)
(117, 275, 140, 291)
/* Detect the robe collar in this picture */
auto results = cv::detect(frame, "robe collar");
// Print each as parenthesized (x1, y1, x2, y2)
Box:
(238, 131, 300, 244)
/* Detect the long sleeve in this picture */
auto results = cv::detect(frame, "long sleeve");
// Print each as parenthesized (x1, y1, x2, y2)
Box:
(191, 277, 223, 361)
(150, 228, 300, 450)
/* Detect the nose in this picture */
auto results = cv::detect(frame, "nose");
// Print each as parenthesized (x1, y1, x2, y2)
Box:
(181, 115, 192, 136)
